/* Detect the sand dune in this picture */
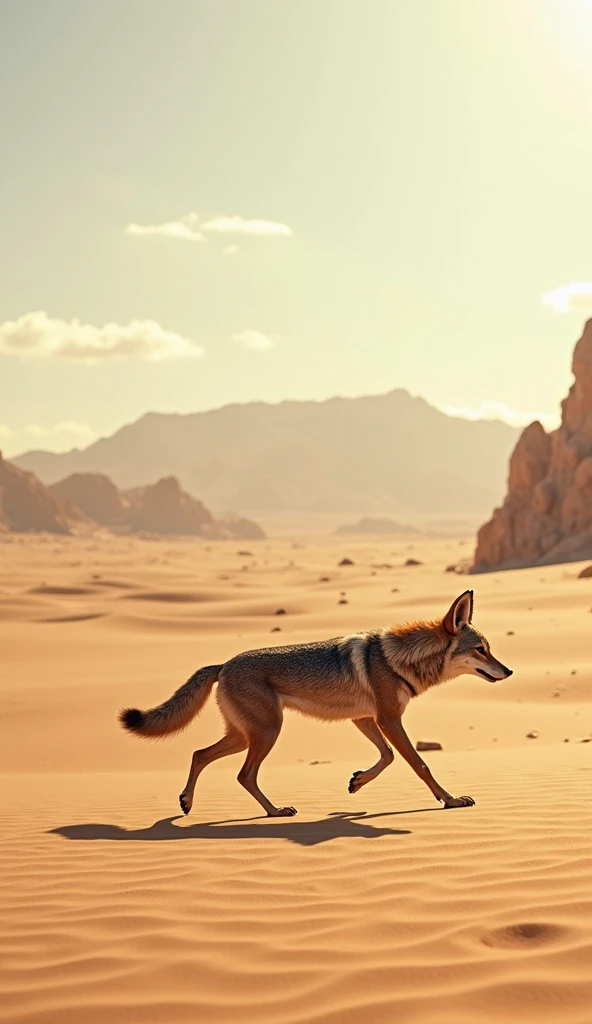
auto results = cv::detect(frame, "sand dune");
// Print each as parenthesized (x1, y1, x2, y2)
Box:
(1, 531, 591, 1023)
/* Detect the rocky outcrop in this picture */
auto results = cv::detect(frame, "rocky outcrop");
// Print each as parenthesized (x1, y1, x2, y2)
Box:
(472, 320, 592, 572)
(218, 515, 265, 541)
(0, 450, 87, 534)
(124, 477, 216, 535)
(124, 477, 264, 539)
(0, 456, 265, 540)
(50, 473, 127, 525)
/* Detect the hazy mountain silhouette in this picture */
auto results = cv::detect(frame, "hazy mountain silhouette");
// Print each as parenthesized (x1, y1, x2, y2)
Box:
(13, 390, 517, 516)
(0, 451, 88, 534)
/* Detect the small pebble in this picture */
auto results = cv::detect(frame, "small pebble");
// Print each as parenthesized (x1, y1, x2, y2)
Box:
(416, 739, 442, 752)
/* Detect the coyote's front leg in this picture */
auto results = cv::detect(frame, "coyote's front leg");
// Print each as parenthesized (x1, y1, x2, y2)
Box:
(378, 716, 475, 808)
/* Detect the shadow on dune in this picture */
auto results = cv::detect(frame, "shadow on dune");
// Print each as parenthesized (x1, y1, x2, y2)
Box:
(49, 811, 414, 847)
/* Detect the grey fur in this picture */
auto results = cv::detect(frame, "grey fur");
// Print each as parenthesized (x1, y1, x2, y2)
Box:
(454, 624, 486, 655)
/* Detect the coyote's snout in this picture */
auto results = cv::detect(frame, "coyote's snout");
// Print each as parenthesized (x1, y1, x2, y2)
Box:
(119, 590, 511, 817)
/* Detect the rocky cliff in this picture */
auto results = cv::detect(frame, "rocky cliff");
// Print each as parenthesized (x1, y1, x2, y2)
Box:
(0, 451, 87, 534)
(0, 456, 264, 540)
(472, 320, 592, 572)
(50, 473, 128, 525)
(124, 477, 217, 535)
(124, 477, 265, 539)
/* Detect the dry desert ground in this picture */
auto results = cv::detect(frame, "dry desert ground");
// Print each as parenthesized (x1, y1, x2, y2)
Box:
(1, 531, 591, 1024)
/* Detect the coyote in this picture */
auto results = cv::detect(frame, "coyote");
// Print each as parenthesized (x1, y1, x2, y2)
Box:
(119, 591, 511, 816)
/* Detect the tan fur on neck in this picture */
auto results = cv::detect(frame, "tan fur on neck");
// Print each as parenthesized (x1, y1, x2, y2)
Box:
(380, 619, 451, 693)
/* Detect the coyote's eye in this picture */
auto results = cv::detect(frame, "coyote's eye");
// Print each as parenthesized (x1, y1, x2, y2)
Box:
(475, 645, 487, 656)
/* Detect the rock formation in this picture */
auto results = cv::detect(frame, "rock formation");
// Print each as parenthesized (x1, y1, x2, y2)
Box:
(0, 451, 87, 534)
(217, 515, 266, 541)
(50, 473, 127, 526)
(0, 455, 264, 540)
(124, 477, 216, 535)
(123, 477, 264, 539)
(472, 320, 592, 571)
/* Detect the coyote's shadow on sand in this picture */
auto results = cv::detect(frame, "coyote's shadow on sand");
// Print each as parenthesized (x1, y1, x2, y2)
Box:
(47, 809, 442, 847)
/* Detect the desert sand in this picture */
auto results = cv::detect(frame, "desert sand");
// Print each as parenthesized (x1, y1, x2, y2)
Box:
(1, 531, 591, 1024)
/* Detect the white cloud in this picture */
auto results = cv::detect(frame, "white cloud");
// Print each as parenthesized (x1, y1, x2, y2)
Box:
(25, 421, 99, 451)
(125, 211, 292, 241)
(440, 400, 559, 432)
(126, 211, 204, 242)
(0, 423, 15, 438)
(201, 216, 292, 237)
(233, 329, 277, 351)
(541, 281, 592, 314)
(0, 311, 203, 363)
(126, 222, 204, 241)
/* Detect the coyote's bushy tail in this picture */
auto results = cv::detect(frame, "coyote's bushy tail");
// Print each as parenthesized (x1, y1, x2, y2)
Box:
(118, 664, 221, 739)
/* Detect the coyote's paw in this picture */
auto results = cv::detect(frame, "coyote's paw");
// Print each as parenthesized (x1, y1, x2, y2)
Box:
(441, 794, 475, 809)
(179, 793, 192, 815)
(267, 806, 297, 817)
(348, 770, 368, 794)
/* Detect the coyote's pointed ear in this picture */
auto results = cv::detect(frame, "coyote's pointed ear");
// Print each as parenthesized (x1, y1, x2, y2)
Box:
(442, 590, 474, 636)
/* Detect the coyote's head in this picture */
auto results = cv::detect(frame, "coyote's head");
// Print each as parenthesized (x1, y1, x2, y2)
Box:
(443, 590, 512, 683)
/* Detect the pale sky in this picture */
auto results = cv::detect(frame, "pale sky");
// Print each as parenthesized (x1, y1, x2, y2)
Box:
(1, 0, 592, 456)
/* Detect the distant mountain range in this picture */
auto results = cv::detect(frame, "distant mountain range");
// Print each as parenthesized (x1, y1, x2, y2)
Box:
(0, 454, 264, 539)
(13, 390, 518, 517)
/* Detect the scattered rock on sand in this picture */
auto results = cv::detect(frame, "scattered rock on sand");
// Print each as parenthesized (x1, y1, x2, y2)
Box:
(338, 598, 348, 605)
(237, 550, 253, 557)
(578, 565, 592, 578)
(507, 630, 515, 636)
(416, 740, 442, 752)
(526, 731, 539, 739)
(275, 608, 287, 616)
(271, 626, 281, 633)
(405, 558, 422, 567)
(319, 576, 330, 582)
(339, 557, 355, 566)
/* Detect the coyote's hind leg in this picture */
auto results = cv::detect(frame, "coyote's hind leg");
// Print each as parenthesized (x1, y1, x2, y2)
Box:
(179, 728, 246, 815)
(237, 722, 297, 817)
(348, 718, 394, 794)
